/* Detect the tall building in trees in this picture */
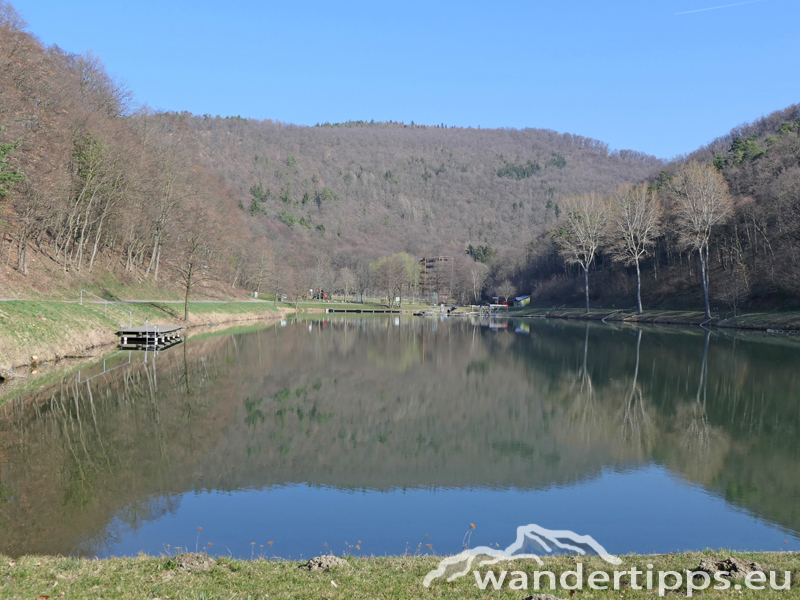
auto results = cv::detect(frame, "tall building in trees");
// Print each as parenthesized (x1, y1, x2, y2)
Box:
(419, 256, 451, 304)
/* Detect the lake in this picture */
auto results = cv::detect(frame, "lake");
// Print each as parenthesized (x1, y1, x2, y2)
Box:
(1, 315, 799, 559)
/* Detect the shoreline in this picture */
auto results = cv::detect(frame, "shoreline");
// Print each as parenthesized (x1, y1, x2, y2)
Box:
(508, 307, 800, 332)
(0, 301, 293, 381)
(1, 551, 797, 599)
(4, 303, 800, 381)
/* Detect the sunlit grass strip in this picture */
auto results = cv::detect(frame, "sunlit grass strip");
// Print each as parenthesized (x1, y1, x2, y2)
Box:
(0, 552, 797, 599)
(0, 300, 285, 386)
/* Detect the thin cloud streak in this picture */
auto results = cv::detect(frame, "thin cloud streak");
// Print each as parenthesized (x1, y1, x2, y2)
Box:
(675, 0, 766, 15)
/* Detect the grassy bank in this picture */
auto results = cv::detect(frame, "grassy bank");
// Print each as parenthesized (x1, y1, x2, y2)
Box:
(509, 306, 800, 331)
(0, 319, 289, 406)
(0, 300, 290, 378)
(0, 294, 425, 381)
(0, 551, 797, 599)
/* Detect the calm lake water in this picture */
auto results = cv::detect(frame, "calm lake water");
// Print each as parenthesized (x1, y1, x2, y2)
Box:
(1, 315, 799, 559)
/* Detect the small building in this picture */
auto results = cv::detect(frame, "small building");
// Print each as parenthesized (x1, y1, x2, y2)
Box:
(514, 295, 531, 307)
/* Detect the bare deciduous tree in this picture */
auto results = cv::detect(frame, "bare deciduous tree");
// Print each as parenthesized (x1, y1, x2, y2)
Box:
(370, 253, 415, 307)
(252, 244, 274, 295)
(311, 253, 332, 296)
(171, 198, 219, 322)
(284, 267, 310, 311)
(718, 257, 750, 314)
(553, 192, 607, 313)
(668, 162, 734, 318)
(469, 261, 489, 304)
(606, 183, 662, 314)
(493, 279, 516, 304)
(338, 266, 356, 302)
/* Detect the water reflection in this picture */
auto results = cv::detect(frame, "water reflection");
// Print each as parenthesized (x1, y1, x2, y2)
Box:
(1, 317, 799, 557)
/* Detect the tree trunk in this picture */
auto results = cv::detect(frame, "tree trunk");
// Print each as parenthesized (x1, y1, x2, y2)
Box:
(153, 242, 162, 281)
(4, 228, 12, 267)
(635, 259, 643, 315)
(583, 265, 590, 313)
(21, 233, 28, 275)
(76, 196, 95, 272)
(17, 227, 28, 275)
(146, 233, 158, 276)
(88, 215, 106, 271)
(0, 223, 8, 266)
(126, 242, 134, 271)
(654, 239, 659, 281)
(184, 267, 192, 322)
(699, 246, 711, 318)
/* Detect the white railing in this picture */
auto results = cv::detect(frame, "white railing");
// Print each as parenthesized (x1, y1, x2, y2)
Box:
(700, 315, 719, 328)
(79, 289, 132, 327)
(78, 351, 132, 384)
(602, 309, 624, 323)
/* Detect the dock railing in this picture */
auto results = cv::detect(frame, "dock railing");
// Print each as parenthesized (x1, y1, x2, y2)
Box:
(700, 314, 720, 329)
(78, 351, 132, 384)
(601, 309, 624, 323)
(79, 289, 132, 327)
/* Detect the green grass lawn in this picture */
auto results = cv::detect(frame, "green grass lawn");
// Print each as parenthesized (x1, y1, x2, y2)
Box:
(0, 299, 280, 340)
(0, 551, 796, 599)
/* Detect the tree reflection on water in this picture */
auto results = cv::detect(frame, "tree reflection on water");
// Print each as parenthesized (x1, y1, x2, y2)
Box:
(1, 317, 799, 556)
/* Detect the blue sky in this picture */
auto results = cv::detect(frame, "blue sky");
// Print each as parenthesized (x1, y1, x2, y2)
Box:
(11, 0, 799, 158)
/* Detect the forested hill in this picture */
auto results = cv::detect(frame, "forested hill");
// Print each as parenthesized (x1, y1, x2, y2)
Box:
(1, 0, 663, 302)
(166, 114, 661, 258)
(502, 103, 800, 312)
(11, 0, 797, 313)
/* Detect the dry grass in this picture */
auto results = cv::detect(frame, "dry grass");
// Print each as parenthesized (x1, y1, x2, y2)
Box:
(0, 300, 290, 379)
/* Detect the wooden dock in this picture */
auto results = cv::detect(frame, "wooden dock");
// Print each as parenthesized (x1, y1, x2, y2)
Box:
(116, 324, 183, 349)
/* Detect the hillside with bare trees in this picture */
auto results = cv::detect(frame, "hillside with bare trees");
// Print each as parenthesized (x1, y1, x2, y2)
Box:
(2, 0, 798, 312)
(168, 113, 661, 259)
(0, 0, 662, 304)
(495, 105, 800, 313)
(0, 4, 249, 304)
